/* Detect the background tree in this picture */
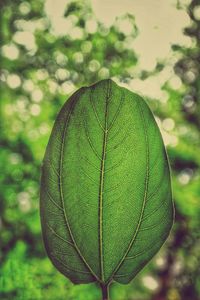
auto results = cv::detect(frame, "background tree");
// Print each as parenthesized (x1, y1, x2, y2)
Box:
(0, 0, 199, 299)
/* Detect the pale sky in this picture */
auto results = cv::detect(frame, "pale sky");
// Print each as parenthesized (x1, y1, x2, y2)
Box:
(4, 0, 192, 102)
(91, 0, 192, 70)
(45, 0, 192, 70)
(44, 0, 192, 100)
(90, 0, 192, 101)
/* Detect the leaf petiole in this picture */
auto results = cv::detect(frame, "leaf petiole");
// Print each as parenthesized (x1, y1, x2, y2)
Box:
(100, 283, 110, 300)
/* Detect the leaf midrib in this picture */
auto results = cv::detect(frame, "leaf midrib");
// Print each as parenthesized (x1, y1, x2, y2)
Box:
(98, 81, 111, 282)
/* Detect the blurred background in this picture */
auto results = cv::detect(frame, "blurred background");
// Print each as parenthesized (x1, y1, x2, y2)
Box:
(0, 0, 200, 299)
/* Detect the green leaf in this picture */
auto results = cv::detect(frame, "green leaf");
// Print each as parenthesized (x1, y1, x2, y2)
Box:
(40, 79, 174, 287)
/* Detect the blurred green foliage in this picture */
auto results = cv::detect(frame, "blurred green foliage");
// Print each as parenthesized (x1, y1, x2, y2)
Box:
(0, 0, 200, 299)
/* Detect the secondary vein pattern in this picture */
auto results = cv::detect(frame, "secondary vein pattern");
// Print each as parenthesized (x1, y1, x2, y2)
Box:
(59, 94, 100, 282)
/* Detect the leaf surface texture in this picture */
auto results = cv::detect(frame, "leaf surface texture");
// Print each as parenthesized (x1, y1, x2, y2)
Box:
(40, 79, 174, 285)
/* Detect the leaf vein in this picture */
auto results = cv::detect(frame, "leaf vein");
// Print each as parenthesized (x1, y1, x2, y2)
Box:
(47, 223, 74, 246)
(45, 159, 60, 177)
(83, 116, 102, 161)
(107, 89, 124, 131)
(125, 239, 158, 260)
(51, 255, 92, 274)
(90, 90, 105, 132)
(98, 81, 111, 281)
(45, 189, 63, 211)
